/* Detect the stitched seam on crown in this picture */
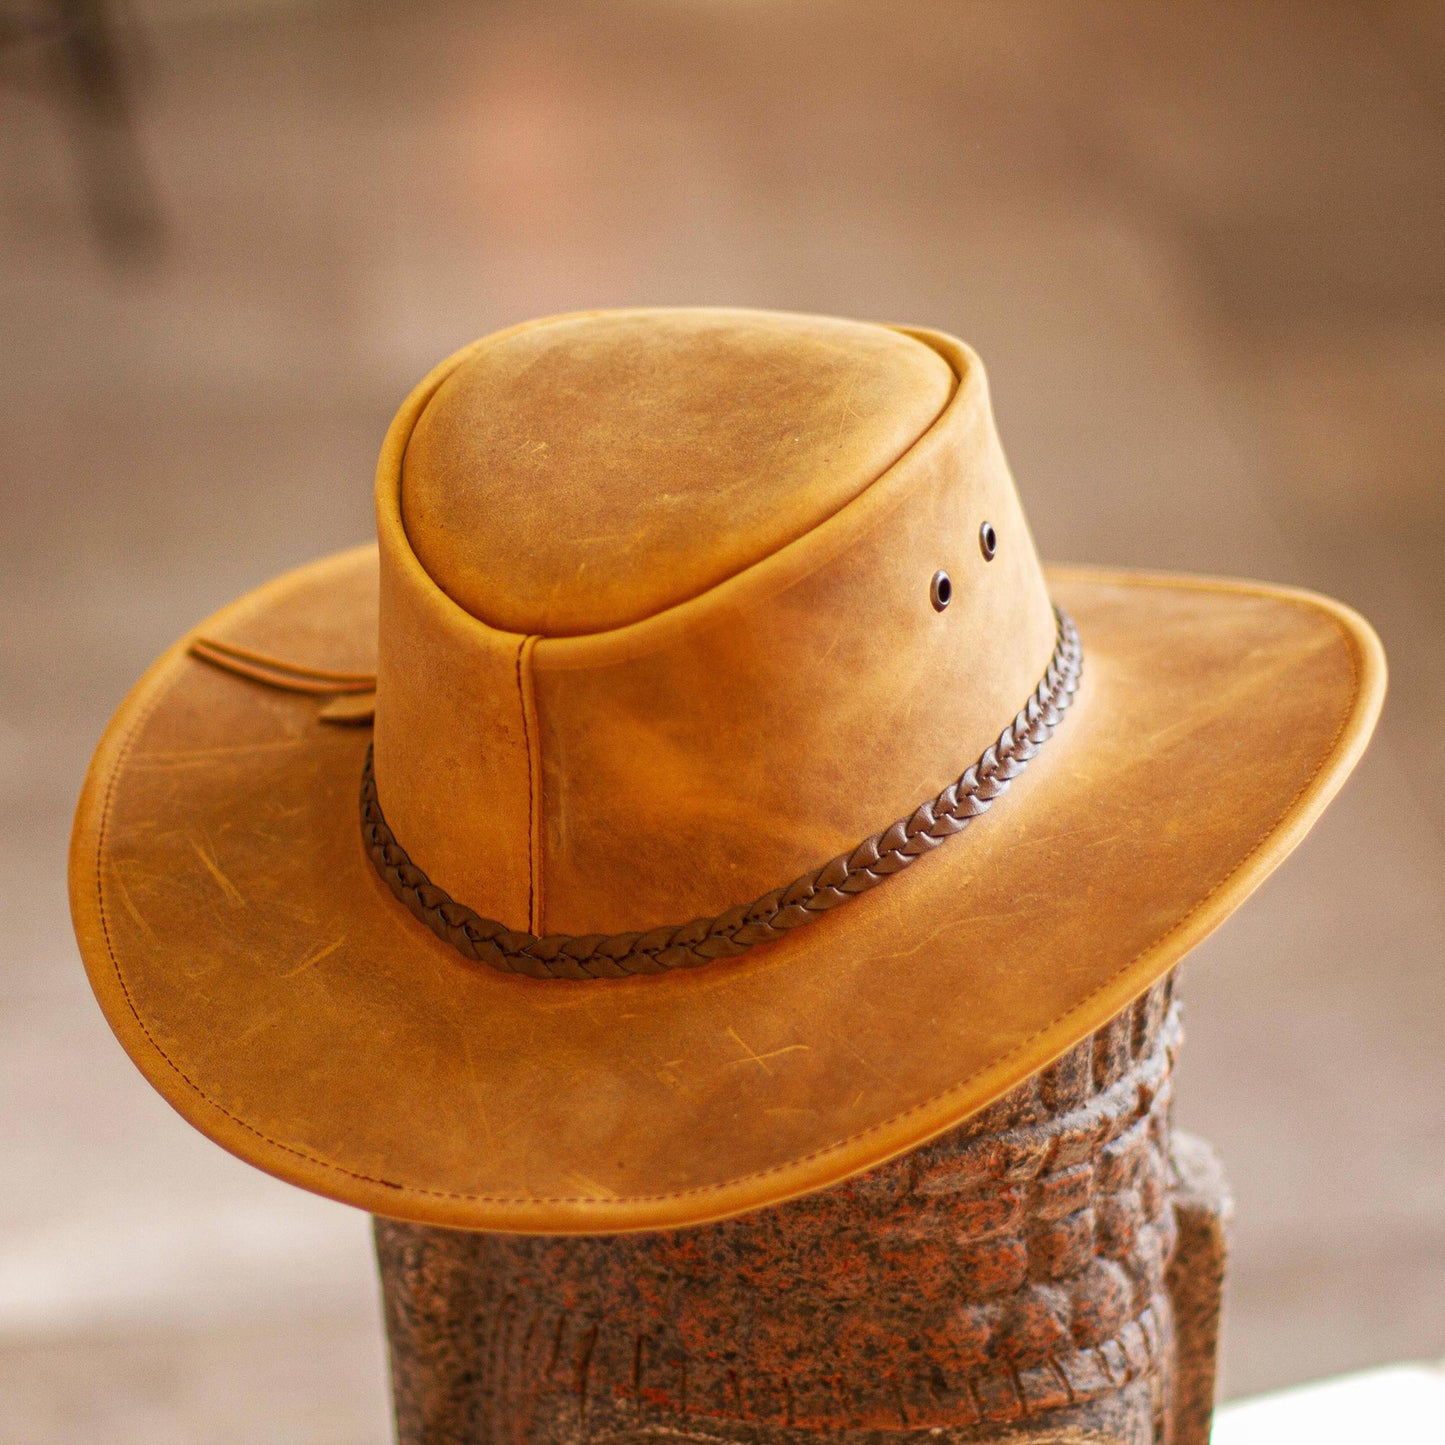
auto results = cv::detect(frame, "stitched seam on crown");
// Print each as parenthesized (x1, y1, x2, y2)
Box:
(94, 594, 1363, 1209)
(521, 635, 545, 933)
(515, 637, 536, 933)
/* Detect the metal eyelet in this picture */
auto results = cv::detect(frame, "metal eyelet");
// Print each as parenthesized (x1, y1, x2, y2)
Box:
(979, 521, 998, 561)
(930, 570, 952, 611)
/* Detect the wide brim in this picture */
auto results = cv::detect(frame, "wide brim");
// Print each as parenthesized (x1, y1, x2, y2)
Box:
(70, 548, 1384, 1232)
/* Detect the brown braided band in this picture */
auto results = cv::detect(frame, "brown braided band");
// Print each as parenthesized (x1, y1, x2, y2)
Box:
(361, 608, 1081, 980)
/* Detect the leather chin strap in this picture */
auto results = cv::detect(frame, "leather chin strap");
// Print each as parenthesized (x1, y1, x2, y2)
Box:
(188, 637, 377, 725)
(361, 608, 1083, 981)
(188, 636, 375, 694)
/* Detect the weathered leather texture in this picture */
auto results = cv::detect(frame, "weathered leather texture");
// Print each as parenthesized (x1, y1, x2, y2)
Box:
(360, 611, 1080, 977)
(67, 308, 1387, 1232)
(70, 556, 1383, 1231)
(374, 314, 1058, 941)
(399, 309, 956, 637)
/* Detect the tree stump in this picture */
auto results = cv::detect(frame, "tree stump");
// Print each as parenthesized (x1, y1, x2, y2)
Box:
(373, 972, 1230, 1445)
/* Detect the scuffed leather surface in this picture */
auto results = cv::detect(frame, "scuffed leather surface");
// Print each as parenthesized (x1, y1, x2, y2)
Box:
(376, 316, 1056, 935)
(373, 518, 534, 933)
(533, 331, 1052, 935)
(400, 309, 955, 637)
(70, 551, 1384, 1232)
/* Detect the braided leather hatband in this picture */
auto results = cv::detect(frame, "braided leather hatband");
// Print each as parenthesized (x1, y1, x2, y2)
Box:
(362, 608, 1082, 980)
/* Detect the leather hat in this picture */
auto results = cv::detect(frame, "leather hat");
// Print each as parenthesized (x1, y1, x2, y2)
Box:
(70, 308, 1385, 1232)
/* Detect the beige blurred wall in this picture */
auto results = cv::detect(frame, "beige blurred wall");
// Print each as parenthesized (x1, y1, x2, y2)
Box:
(1, 2, 1442, 1440)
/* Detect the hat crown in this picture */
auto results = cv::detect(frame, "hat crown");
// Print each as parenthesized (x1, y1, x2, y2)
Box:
(374, 310, 1058, 940)
(399, 309, 955, 637)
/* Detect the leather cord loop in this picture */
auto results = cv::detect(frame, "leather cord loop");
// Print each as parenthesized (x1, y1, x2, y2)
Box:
(361, 608, 1082, 980)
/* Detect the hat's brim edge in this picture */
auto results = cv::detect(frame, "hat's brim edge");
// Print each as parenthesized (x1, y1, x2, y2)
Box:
(69, 557, 1386, 1233)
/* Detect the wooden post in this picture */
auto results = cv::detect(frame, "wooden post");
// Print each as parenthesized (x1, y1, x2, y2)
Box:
(374, 973, 1230, 1444)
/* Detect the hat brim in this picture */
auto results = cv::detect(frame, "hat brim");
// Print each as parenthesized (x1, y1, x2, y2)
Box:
(70, 548, 1383, 1232)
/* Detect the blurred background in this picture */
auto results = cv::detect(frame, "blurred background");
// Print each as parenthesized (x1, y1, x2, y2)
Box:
(1, 1, 1443, 1440)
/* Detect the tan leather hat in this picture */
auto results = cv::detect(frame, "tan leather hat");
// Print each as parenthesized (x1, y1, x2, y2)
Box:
(70, 308, 1384, 1232)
